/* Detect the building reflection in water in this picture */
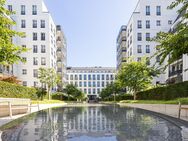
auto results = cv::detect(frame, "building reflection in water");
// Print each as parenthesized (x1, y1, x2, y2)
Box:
(1, 105, 184, 141)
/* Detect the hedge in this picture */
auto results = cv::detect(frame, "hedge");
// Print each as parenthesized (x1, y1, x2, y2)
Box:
(136, 81, 188, 100)
(103, 94, 134, 101)
(52, 92, 69, 101)
(0, 81, 37, 100)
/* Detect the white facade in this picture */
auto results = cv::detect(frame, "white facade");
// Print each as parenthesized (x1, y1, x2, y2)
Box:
(66, 67, 116, 99)
(125, 0, 179, 84)
(6, 0, 57, 87)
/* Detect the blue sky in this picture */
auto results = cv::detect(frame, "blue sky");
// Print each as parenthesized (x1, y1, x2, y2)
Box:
(45, 0, 138, 67)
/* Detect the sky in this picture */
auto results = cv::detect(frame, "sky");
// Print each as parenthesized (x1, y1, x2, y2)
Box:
(45, 0, 138, 67)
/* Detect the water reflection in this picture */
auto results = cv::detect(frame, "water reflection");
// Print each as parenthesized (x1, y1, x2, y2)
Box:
(0, 105, 185, 141)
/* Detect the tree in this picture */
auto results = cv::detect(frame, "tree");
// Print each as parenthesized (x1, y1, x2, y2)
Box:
(117, 61, 159, 100)
(153, 0, 188, 66)
(0, 0, 27, 65)
(38, 68, 58, 100)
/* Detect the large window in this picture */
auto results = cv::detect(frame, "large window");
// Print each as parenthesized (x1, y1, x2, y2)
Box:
(88, 75, 91, 80)
(146, 33, 150, 41)
(146, 6, 150, 15)
(97, 75, 100, 80)
(79, 75, 82, 80)
(156, 6, 161, 16)
(33, 33, 37, 41)
(102, 75, 105, 80)
(33, 45, 38, 53)
(137, 20, 142, 29)
(156, 20, 161, 26)
(33, 69, 38, 78)
(137, 45, 142, 53)
(32, 5, 37, 15)
(84, 75, 87, 80)
(8, 5, 13, 12)
(41, 33, 45, 41)
(41, 57, 46, 65)
(93, 75, 96, 80)
(33, 20, 37, 28)
(41, 45, 46, 53)
(22, 69, 27, 75)
(146, 45, 150, 53)
(146, 20, 150, 29)
(33, 57, 38, 65)
(21, 20, 26, 28)
(21, 5, 25, 15)
(97, 81, 100, 87)
(41, 20, 45, 28)
(137, 33, 142, 41)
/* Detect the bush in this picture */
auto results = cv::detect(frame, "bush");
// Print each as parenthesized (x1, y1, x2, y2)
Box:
(136, 81, 188, 100)
(51, 92, 68, 101)
(103, 94, 134, 101)
(36, 88, 47, 100)
(0, 81, 37, 100)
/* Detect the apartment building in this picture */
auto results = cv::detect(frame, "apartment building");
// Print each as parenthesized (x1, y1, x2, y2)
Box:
(66, 67, 116, 100)
(123, 0, 179, 84)
(6, 0, 57, 87)
(167, 11, 188, 84)
(56, 25, 67, 90)
(116, 25, 127, 70)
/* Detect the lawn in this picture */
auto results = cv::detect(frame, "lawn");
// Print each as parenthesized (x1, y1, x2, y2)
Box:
(119, 98, 188, 105)
(32, 99, 65, 104)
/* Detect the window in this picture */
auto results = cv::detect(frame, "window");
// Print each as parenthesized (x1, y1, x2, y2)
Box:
(146, 45, 150, 53)
(22, 57, 27, 62)
(22, 69, 27, 75)
(156, 20, 161, 26)
(33, 20, 37, 28)
(93, 89, 96, 94)
(93, 75, 96, 80)
(88, 82, 91, 87)
(146, 6, 150, 15)
(146, 57, 150, 65)
(88, 89, 91, 94)
(102, 82, 105, 87)
(41, 57, 46, 65)
(33, 33, 37, 41)
(97, 81, 100, 87)
(146, 33, 150, 41)
(32, 5, 37, 15)
(41, 20, 45, 28)
(97, 75, 100, 80)
(106, 75, 109, 80)
(23, 81, 27, 86)
(70, 75, 73, 80)
(146, 20, 150, 29)
(156, 56, 160, 62)
(22, 45, 26, 48)
(33, 45, 38, 53)
(33, 57, 38, 65)
(84, 75, 87, 80)
(110, 75, 114, 80)
(41, 33, 45, 41)
(137, 45, 142, 53)
(137, 57, 141, 62)
(137, 33, 142, 41)
(75, 75, 78, 80)
(168, 20, 172, 25)
(34, 82, 38, 87)
(41, 45, 46, 53)
(84, 89, 87, 94)
(8, 5, 12, 12)
(88, 75, 91, 80)
(79, 82, 82, 87)
(84, 82, 87, 87)
(21, 20, 26, 28)
(93, 82, 96, 87)
(21, 5, 25, 15)
(102, 75, 105, 80)
(33, 69, 38, 78)
(156, 6, 161, 16)
(137, 20, 142, 28)
(79, 75, 82, 80)
(97, 89, 100, 94)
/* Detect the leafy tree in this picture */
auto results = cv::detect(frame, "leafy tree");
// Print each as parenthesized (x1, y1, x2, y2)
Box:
(38, 68, 58, 100)
(117, 61, 159, 100)
(153, 0, 188, 66)
(0, 0, 27, 65)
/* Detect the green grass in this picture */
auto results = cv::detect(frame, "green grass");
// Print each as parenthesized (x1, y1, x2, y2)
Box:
(32, 99, 65, 104)
(119, 98, 188, 105)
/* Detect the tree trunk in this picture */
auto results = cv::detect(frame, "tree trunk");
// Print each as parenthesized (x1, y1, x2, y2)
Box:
(114, 93, 116, 102)
(134, 92, 137, 100)
(48, 86, 51, 100)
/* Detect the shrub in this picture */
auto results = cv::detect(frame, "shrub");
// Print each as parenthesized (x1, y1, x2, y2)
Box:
(36, 88, 47, 100)
(0, 81, 37, 99)
(51, 92, 68, 101)
(103, 94, 134, 101)
(136, 81, 188, 100)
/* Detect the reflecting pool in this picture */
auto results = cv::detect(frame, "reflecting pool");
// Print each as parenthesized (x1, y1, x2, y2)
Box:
(0, 105, 187, 141)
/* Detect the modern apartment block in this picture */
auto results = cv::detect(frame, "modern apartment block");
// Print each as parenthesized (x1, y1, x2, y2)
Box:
(6, 0, 57, 87)
(56, 25, 67, 90)
(116, 25, 127, 70)
(118, 0, 179, 84)
(167, 12, 188, 84)
(66, 67, 116, 100)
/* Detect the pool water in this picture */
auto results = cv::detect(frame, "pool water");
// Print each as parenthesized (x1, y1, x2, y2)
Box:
(0, 105, 187, 141)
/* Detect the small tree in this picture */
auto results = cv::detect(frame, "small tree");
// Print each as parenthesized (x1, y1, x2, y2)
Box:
(0, 0, 27, 65)
(117, 61, 159, 100)
(38, 68, 58, 100)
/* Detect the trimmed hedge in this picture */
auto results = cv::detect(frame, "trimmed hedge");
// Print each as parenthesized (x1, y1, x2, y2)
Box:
(0, 81, 37, 99)
(137, 81, 188, 100)
(52, 92, 69, 101)
(104, 94, 134, 101)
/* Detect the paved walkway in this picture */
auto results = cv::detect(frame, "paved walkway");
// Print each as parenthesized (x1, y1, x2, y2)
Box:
(0, 103, 67, 127)
(118, 103, 188, 121)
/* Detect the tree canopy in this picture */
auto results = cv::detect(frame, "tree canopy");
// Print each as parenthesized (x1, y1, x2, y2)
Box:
(0, 0, 27, 65)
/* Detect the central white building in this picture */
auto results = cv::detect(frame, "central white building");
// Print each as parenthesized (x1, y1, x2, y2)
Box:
(119, 0, 179, 84)
(66, 67, 116, 100)
(6, 0, 57, 87)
